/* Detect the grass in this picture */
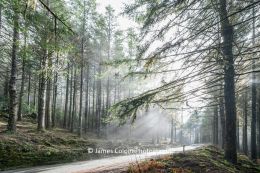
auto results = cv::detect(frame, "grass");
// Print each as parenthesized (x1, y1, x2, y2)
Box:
(127, 146, 260, 173)
(0, 117, 101, 171)
(0, 115, 173, 171)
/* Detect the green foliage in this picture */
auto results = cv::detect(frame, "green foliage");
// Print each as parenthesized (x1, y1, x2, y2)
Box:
(108, 91, 157, 125)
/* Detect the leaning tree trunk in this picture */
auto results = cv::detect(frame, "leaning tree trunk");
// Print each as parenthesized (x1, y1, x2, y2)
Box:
(218, 0, 237, 164)
(7, 2, 19, 132)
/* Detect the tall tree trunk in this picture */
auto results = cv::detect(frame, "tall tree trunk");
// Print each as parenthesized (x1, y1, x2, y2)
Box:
(37, 0, 50, 131)
(37, 51, 47, 131)
(71, 67, 77, 133)
(258, 93, 260, 158)
(96, 63, 102, 136)
(7, 2, 19, 132)
(78, 0, 86, 137)
(63, 63, 70, 128)
(84, 63, 89, 133)
(106, 9, 112, 115)
(52, 67, 58, 128)
(213, 105, 218, 145)
(52, 18, 58, 128)
(218, 0, 237, 164)
(45, 57, 52, 129)
(106, 78, 110, 114)
(251, 3, 257, 161)
(170, 116, 174, 144)
(33, 79, 37, 111)
(79, 40, 84, 137)
(92, 67, 96, 130)
(0, 4, 2, 35)
(180, 108, 183, 144)
(27, 71, 31, 109)
(17, 35, 26, 121)
(4, 73, 9, 108)
(243, 91, 248, 155)
(237, 104, 240, 151)
(219, 95, 225, 149)
(68, 66, 73, 129)
(114, 76, 117, 104)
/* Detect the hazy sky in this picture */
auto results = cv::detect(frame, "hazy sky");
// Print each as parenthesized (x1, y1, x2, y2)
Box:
(96, 0, 124, 13)
(96, 0, 138, 30)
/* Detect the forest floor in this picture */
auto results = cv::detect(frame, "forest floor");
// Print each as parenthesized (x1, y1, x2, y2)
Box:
(0, 115, 175, 171)
(126, 146, 260, 173)
(2, 115, 258, 173)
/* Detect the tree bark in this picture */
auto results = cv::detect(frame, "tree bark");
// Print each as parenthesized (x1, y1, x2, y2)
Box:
(92, 67, 96, 130)
(52, 67, 58, 128)
(219, 95, 225, 149)
(79, 39, 84, 137)
(84, 63, 89, 133)
(257, 93, 260, 158)
(7, 1, 19, 132)
(37, 47, 47, 131)
(63, 63, 70, 128)
(96, 63, 102, 136)
(243, 91, 248, 155)
(45, 56, 52, 129)
(52, 18, 59, 128)
(71, 67, 77, 132)
(218, 0, 237, 164)
(251, 3, 257, 161)
(213, 106, 219, 145)
(33, 80, 37, 111)
(170, 116, 174, 144)
(68, 66, 73, 129)
(27, 71, 31, 109)
(17, 36, 26, 121)
(237, 104, 240, 151)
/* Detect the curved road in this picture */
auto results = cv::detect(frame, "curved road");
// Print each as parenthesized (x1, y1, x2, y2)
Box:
(2, 145, 203, 173)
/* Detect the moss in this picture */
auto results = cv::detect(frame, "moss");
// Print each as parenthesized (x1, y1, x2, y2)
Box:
(128, 146, 260, 173)
(0, 120, 100, 171)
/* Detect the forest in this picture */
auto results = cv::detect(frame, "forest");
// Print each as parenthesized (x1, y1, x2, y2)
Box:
(1, 0, 260, 172)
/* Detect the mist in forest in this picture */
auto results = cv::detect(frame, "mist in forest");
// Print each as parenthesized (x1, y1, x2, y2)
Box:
(2, 0, 260, 171)
(106, 109, 170, 142)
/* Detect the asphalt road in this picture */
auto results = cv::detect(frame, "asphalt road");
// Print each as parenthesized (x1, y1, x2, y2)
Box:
(2, 145, 203, 173)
